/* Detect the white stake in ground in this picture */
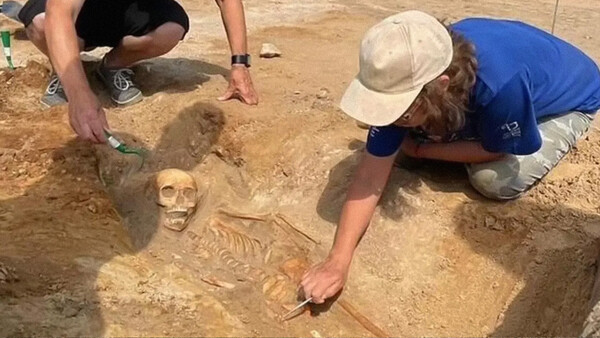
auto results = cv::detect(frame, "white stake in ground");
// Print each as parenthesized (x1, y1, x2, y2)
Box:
(551, 0, 560, 34)
(1, 30, 14, 69)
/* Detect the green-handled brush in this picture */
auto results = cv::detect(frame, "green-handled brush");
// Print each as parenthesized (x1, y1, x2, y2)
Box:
(104, 129, 148, 169)
(1, 30, 14, 69)
(98, 130, 148, 187)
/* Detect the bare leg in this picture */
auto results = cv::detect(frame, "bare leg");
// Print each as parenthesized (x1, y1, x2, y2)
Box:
(25, 13, 85, 57)
(95, 22, 184, 105)
(103, 22, 185, 68)
(26, 13, 86, 107)
(25, 15, 182, 65)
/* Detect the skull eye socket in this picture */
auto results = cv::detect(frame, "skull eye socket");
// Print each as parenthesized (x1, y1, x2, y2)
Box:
(161, 186, 176, 198)
(183, 188, 196, 200)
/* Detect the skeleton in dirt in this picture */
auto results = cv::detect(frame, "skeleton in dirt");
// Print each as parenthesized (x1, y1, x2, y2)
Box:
(152, 168, 315, 313)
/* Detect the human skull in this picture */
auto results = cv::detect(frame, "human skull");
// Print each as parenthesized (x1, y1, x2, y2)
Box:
(155, 169, 198, 231)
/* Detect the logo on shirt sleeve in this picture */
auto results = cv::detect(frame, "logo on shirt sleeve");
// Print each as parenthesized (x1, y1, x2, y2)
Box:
(501, 121, 521, 139)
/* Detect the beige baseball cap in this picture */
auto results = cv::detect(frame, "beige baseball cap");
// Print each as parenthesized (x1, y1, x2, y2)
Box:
(340, 10, 453, 127)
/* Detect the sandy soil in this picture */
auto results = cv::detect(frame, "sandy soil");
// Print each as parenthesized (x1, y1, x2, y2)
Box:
(1, 0, 600, 336)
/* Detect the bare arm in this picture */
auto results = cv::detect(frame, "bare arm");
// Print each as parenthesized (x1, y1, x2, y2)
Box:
(402, 136, 504, 163)
(214, 0, 247, 55)
(46, 0, 109, 143)
(329, 153, 396, 264)
(45, 0, 87, 100)
(301, 152, 396, 303)
(419, 141, 504, 163)
(214, 0, 258, 105)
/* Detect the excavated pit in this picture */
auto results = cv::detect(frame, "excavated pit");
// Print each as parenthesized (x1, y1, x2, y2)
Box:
(3, 1, 600, 334)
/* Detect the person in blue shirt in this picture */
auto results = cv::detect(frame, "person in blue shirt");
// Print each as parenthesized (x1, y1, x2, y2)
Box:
(300, 11, 600, 304)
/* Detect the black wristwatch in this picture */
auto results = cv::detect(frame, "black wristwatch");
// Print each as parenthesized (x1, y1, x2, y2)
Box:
(231, 54, 251, 68)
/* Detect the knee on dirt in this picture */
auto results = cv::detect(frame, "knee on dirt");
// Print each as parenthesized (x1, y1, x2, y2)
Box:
(468, 168, 524, 201)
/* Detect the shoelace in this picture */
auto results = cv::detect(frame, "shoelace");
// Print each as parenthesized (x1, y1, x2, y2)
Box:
(112, 69, 135, 91)
(46, 75, 63, 95)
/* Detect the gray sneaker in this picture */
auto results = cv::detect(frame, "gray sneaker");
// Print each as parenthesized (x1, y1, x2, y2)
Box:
(41, 73, 68, 107)
(96, 63, 143, 106)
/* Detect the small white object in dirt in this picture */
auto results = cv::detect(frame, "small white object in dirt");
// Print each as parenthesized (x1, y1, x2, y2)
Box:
(484, 216, 497, 228)
(87, 203, 98, 214)
(316, 88, 329, 99)
(495, 312, 505, 328)
(310, 330, 322, 338)
(0, 262, 19, 284)
(260, 43, 282, 58)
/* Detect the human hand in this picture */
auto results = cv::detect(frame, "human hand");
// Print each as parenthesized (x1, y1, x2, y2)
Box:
(68, 92, 109, 143)
(218, 65, 258, 105)
(300, 256, 349, 304)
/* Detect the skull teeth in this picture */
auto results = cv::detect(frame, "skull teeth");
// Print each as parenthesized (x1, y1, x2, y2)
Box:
(166, 208, 190, 213)
(166, 211, 188, 219)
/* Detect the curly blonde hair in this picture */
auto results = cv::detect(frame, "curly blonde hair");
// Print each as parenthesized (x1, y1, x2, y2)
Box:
(411, 27, 478, 139)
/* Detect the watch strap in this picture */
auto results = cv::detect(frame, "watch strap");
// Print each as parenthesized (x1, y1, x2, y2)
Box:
(231, 54, 251, 67)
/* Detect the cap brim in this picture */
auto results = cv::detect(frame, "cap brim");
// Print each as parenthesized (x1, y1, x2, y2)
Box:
(339, 78, 423, 127)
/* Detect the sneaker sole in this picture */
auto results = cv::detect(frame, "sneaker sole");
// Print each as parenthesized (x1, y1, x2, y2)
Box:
(40, 97, 68, 108)
(40, 99, 51, 109)
(113, 91, 143, 106)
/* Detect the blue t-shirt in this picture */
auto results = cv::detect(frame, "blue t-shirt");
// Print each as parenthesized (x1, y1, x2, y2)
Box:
(367, 18, 600, 157)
